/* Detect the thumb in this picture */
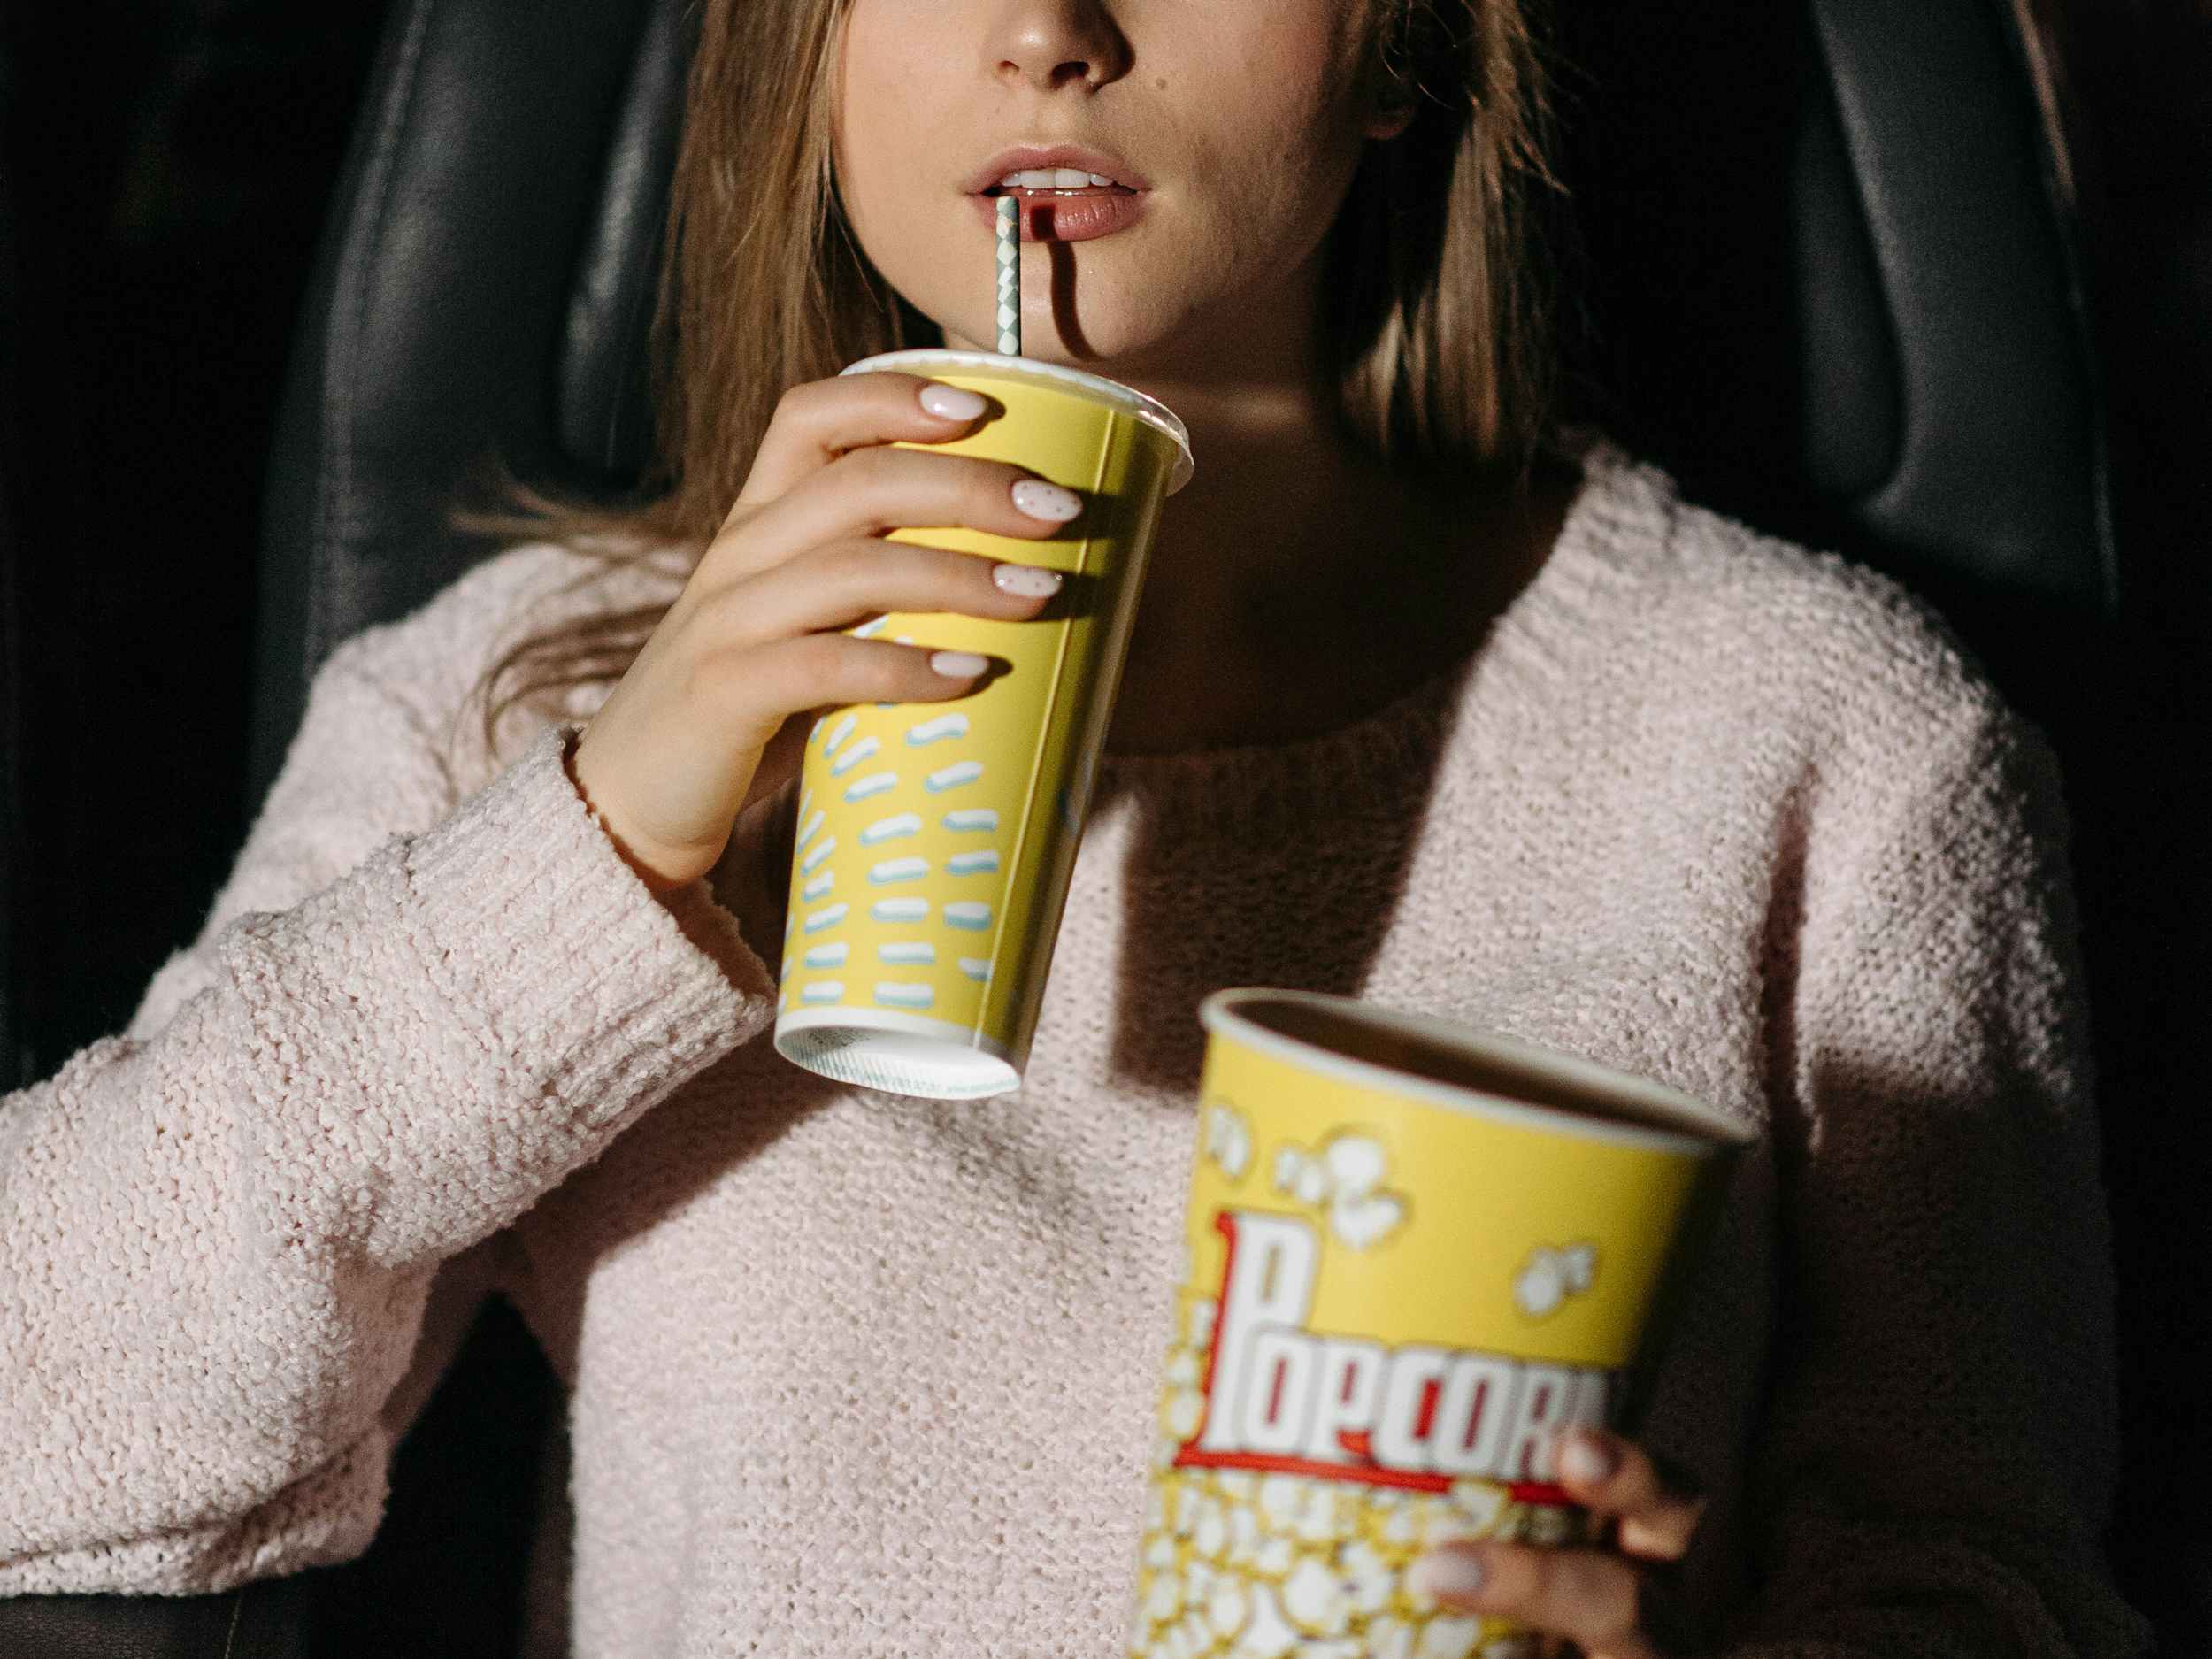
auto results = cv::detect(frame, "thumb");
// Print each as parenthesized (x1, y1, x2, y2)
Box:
(715, 735, 808, 971)
(732, 763, 803, 876)
(743, 708, 821, 812)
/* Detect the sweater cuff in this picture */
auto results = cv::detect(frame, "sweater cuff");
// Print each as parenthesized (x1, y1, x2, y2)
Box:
(398, 723, 779, 1132)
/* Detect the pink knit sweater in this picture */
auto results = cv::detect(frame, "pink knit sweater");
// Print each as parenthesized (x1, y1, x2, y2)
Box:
(0, 442, 2150, 1657)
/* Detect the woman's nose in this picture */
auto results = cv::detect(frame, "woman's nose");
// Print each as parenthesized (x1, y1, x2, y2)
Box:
(988, 0, 1131, 93)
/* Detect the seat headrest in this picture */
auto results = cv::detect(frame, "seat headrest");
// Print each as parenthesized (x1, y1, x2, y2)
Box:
(252, 0, 690, 805)
(1553, 0, 2109, 618)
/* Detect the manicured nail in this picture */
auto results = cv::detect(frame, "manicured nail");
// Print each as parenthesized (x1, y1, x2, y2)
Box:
(1407, 1549, 1488, 1603)
(1559, 1432, 1619, 1485)
(930, 650, 990, 678)
(992, 563, 1064, 597)
(1010, 479, 1082, 522)
(918, 382, 987, 421)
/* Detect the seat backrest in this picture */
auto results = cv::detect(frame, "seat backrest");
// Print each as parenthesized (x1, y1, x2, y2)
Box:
(2, 147, 26, 1094)
(2, 500, 21, 1099)
(1548, 0, 2113, 718)
(250, 0, 691, 818)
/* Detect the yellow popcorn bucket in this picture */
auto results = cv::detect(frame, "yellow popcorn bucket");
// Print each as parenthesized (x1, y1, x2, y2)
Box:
(1129, 990, 1750, 1659)
(772, 349, 1192, 1100)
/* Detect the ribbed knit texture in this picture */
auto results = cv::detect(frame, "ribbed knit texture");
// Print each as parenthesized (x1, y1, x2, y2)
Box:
(0, 442, 2149, 1657)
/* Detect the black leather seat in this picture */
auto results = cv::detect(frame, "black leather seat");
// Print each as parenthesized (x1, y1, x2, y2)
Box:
(246, 0, 692, 823)
(3, 142, 27, 1099)
(3, 0, 2183, 1652)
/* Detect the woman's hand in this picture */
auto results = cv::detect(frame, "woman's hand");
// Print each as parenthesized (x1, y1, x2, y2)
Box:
(1407, 1428, 1706, 1658)
(568, 371, 1082, 921)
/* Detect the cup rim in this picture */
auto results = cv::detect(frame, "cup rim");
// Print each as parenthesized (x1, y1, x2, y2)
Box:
(1197, 988, 1755, 1157)
(842, 348, 1194, 495)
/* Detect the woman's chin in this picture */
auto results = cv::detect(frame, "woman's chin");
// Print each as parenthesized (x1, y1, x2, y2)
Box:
(932, 300, 1202, 378)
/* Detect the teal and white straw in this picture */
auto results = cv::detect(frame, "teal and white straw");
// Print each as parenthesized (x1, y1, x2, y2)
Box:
(995, 196, 1021, 356)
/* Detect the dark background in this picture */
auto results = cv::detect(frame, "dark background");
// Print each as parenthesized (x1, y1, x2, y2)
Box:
(4, 0, 2210, 1647)
(4, 0, 390, 1075)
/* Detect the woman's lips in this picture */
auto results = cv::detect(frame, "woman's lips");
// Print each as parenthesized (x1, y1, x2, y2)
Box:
(969, 188, 1147, 243)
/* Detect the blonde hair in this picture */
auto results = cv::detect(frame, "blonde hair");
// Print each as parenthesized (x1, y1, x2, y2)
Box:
(459, 0, 1557, 763)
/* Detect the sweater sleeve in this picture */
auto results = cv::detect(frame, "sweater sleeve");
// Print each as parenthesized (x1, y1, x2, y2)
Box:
(1724, 704, 2151, 1658)
(0, 634, 778, 1594)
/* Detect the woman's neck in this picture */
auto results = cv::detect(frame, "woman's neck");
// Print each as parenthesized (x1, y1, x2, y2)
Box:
(944, 273, 1571, 756)
(1072, 368, 1570, 757)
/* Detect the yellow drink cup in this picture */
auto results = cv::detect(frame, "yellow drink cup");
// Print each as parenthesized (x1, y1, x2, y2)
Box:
(772, 349, 1193, 1100)
(1128, 989, 1750, 1659)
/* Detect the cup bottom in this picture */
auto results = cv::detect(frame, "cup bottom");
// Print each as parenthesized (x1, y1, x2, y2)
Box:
(774, 1009, 1022, 1100)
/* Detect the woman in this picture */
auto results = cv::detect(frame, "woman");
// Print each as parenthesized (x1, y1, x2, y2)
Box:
(0, 0, 2150, 1655)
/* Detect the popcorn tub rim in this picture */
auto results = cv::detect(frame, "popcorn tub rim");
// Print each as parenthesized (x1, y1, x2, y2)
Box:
(1197, 989, 1751, 1159)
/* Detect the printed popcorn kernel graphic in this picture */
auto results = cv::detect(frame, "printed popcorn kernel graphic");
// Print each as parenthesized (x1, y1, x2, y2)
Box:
(1130, 1191, 1609, 1659)
(1156, 1294, 1220, 1452)
(1132, 1097, 1622, 1659)
(1127, 1454, 1563, 1658)
(1205, 1102, 1255, 1182)
(1271, 1133, 1409, 1251)
(1511, 1241, 1598, 1321)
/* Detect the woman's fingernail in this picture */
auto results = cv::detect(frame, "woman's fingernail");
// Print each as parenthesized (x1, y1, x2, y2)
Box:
(1560, 1433, 1619, 1485)
(991, 563, 1064, 597)
(1010, 479, 1082, 522)
(918, 382, 987, 421)
(930, 650, 990, 678)
(1407, 1549, 1488, 1603)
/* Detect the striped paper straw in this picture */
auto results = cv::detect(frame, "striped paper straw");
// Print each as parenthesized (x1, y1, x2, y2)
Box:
(995, 196, 1021, 356)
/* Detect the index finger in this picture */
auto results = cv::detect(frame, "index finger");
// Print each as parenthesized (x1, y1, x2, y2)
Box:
(733, 372, 993, 514)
